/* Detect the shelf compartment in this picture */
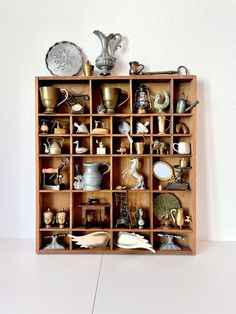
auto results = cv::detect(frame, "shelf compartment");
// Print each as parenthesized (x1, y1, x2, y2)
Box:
(39, 156, 70, 190)
(92, 136, 111, 155)
(132, 136, 151, 155)
(39, 231, 70, 251)
(152, 115, 173, 135)
(112, 191, 151, 229)
(153, 232, 193, 253)
(72, 116, 91, 134)
(39, 136, 70, 155)
(38, 116, 70, 135)
(112, 136, 130, 155)
(173, 115, 192, 135)
(91, 80, 131, 114)
(72, 192, 111, 228)
(70, 230, 112, 250)
(72, 136, 90, 155)
(112, 156, 151, 190)
(112, 231, 153, 253)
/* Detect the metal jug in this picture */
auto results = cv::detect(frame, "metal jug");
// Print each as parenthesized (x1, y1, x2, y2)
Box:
(82, 162, 110, 191)
(44, 137, 64, 155)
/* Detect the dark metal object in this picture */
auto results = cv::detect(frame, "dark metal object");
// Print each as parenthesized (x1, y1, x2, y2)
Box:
(166, 165, 191, 191)
(142, 65, 188, 75)
(87, 198, 99, 205)
(115, 192, 132, 228)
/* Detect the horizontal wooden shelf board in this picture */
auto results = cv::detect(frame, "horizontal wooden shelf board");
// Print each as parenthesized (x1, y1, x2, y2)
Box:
(39, 228, 192, 233)
(38, 113, 193, 117)
(39, 134, 70, 137)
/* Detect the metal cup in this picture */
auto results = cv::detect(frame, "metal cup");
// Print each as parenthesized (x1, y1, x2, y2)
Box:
(40, 87, 68, 113)
(134, 142, 145, 154)
(83, 63, 94, 76)
(101, 87, 129, 113)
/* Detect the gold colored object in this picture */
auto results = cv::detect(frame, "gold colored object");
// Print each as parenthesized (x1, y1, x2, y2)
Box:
(134, 142, 145, 154)
(56, 209, 67, 228)
(54, 121, 68, 134)
(43, 208, 54, 228)
(39, 87, 68, 113)
(170, 208, 192, 229)
(101, 87, 129, 113)
(83, 60, 94, 76)
(92, 120, 109, 134)
(157, 116, 170, 134)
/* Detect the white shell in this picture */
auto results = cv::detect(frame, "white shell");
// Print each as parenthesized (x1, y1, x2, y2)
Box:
(68, 232, 110, 248)
(116, 232, 155, 253)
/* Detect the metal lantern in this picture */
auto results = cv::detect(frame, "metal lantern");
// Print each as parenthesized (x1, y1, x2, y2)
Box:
(134, 84, 151, 113)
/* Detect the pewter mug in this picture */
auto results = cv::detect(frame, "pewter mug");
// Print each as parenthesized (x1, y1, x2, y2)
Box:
(83, 162, 110, 191)
(129, 61, 144, 75)
(40, 87, 68, 113)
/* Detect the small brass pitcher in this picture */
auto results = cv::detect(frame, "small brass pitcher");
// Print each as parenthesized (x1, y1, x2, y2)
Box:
(157, 116, 171, 134)
(134, 142, 145, 154)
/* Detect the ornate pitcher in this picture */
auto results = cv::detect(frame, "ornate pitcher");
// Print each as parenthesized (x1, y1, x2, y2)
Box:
(83, 162, 110, 191)
(93, 30, 122, 75)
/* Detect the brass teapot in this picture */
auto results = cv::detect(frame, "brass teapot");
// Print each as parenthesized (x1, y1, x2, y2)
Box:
(44, 137, 64, 155)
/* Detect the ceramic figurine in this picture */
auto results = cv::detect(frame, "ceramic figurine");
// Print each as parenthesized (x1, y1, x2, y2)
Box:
(116, 232, 155, 253)
(43, 208, 54, 228)
(96, 140, 106, 154)
(56, 208, 68, 228)
(151, 91, 170, 113)
(68, 231, 110, 248)
(97, 103, 106, 114)
(117, 141, 128, 154)
(73, 140, 89, 154)
(122, 158, 145, 190)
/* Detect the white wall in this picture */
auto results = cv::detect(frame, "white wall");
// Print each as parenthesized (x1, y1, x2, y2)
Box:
(0, 0, 235, 240)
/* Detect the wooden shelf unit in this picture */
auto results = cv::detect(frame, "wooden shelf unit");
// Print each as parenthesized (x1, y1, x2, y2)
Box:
(35, 75, 197, 254)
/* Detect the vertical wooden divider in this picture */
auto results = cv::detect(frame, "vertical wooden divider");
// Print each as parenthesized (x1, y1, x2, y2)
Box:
(170, 79, 174, 154)
(69, 115, 73, 250)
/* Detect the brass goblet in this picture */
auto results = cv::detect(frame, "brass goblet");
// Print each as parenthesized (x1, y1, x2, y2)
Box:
(40, 86, 68, 113)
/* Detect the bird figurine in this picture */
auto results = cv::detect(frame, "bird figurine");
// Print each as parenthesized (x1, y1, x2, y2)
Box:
(151, 91, 170, 113)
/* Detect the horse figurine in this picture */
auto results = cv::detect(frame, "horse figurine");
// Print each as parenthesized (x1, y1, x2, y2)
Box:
(122, 158, 145, 190)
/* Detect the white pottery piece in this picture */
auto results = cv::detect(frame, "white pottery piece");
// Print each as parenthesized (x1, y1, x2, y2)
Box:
(116, 232, 155, 253)
(68, 232, 110, 248)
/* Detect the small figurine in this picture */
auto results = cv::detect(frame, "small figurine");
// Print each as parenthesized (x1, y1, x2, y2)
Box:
(96, 139, 106, 154)
(68, 231, 110, 248)
(158, 233, 183, 251)
(151, 91, 170, 113)
(74, 122, 89, 134)
(116, 232, 155, 253)
(97, 103, 106, 114)
(44, 234, 65, 250)
(43, 208, 54, 228)
(92, 120, 109, 134)
(117, 141, 128, 154)
(122, 158, 145, 190)
(56, 208, 68, 228)
(73, 140, 89, 154)
(135, 207, 145, 229)
(115, 192, 132, 228)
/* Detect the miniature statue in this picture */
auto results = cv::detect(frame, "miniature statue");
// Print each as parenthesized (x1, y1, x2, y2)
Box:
(96, 139, 106, 154)
(158, 233, 183, 250)
(44, 234, 66, 250)
(115, 192, 132, 228)
(92, 120, 109, 134)
(97, 103, 106, 114)
(151, 91, 170, 113)
(135, 207, 145, 229)
(43, 208, 54, 228)
(56, 208, 68, 228)
(117, 141, 128, 154)
(122, 158, 145, 190)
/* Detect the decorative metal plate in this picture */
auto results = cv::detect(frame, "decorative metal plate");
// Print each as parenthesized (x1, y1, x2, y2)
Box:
(153, 193, 181, 220)
(46, 41, 83, 76)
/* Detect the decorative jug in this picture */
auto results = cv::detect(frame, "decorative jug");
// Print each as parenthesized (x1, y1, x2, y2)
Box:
(82, 162, 111, 191)
(170, 208, 191, 229)
(129, 61, 144, 75)
(93, 30, 122, 76)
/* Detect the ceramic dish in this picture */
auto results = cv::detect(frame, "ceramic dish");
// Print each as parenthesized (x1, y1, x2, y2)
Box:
(46, 41, 83, 76)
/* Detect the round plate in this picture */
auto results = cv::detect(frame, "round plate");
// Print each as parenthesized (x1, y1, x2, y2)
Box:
(46, 41, 83, 76)
(153, 193, 181, 220)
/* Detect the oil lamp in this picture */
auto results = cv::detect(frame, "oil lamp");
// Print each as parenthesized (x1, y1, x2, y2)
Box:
(134, 84, 151, 113)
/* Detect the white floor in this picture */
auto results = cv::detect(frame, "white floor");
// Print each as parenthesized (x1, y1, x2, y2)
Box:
(0, 240, 235, 314)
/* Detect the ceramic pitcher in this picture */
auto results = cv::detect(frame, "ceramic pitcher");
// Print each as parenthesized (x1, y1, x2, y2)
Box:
(83, 162, 110, 191)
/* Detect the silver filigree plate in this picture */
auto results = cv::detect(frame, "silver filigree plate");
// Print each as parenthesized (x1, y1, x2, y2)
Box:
(46, 41, 83, 76)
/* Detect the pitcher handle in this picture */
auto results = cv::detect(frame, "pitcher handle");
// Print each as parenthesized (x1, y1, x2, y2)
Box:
(137, 64, 144, 74)
(117, 90, 129, 107)
(101, 163, 111, 176)
(165, 118, 171, 132)
(173, 143, 179, 153)
(58, 137, 64, 147)
(57, 89, 69, 107)
(170, 209, 177, 225)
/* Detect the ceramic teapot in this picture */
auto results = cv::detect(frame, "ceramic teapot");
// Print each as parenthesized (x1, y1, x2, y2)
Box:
(44, 137, 64, 155)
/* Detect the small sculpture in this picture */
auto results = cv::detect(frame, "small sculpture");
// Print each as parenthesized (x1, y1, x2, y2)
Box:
(68, 231, 110, 248)
(135, 207, 145, 229)
(175, 122, 189, 134)
(122, 158, 145, 190)
(97, 103, 106, 114)
(43, 208, 54, 228)
(96, 140, 106, 155)
(44, 234, 65, 250)
(93, 30, 122, 76)
(115, 192, 132, 228)
(170, 208, 192, 229)
(117, 141, 128, 154)
(92, 120, 109, 134)
(74, 122, 89, 134)
(151, 91, 170, 113)
(116, 232, 155, 253)
(158, 233, 183, 251)
(56, 208, 68, 228)
(136, 121, 149, 134)
(73, 140, 89, 154)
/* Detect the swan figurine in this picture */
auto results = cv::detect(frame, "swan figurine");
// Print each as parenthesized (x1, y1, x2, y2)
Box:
(73, 141, 89, 154)
(151, 91, 170, 113)
(116, 232, 155, 253)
